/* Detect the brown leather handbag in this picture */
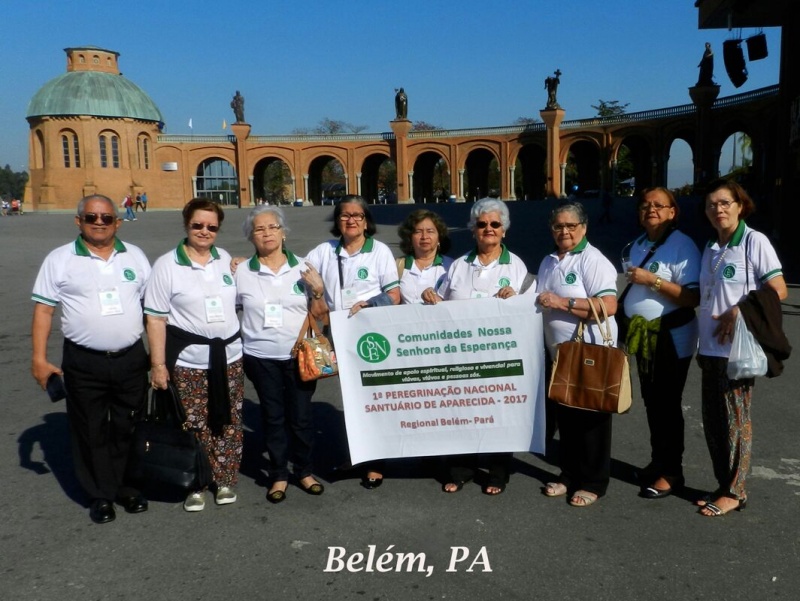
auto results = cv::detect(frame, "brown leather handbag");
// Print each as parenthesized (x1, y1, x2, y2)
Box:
(548, 299, 632, 413)
(291, 313, 339, 382)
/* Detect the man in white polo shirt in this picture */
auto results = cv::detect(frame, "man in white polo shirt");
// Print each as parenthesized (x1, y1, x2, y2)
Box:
(31, 194, 151, 524)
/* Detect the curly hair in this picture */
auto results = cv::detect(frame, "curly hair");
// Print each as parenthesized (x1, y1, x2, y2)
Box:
(397, 210, 451, 256)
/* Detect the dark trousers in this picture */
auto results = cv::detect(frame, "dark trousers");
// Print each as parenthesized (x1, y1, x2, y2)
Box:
(61, 338, 148, 501)
(243, 354, 317, 481)
(638, 340, 691, 480)
(445, 453, 512, 487)
(556, 404, 612, 496)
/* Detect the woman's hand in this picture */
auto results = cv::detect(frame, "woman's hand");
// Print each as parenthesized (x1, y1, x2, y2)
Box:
(712, 305, 740, 344)
(230, 256, 246, 274)
(421, 287, 443, 305)
(495, 286, 516, 299)
(626, 266, 658, 287)
(536, 291, 562, 311)
(348, 301, 369, 317)
(301, 262, 325, 297)
(150, 365, 170, 390)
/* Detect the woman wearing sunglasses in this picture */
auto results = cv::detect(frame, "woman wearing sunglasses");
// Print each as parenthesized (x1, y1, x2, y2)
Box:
(535, 202, 618, 507)
(144, 198, 244, 512)
(422, 198, 529, 495)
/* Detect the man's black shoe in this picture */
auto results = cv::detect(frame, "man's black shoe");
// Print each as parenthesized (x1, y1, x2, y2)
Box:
(115, 494, 148, 514)
(89, 499, 116, 524)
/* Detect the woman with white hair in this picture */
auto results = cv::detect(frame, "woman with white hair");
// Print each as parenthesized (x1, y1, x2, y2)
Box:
(235, 205, 327, 504)
(422, 198, 529, 495)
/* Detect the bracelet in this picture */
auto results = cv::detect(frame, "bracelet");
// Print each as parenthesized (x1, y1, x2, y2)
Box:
(650, 277, 662, 292)
(567, 297, 576, 313)
(151, 363, 166, 368)
(312, 291, 324, 300)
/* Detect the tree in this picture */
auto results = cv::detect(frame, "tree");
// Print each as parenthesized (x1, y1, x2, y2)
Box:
(591, 99, 629, 118)
(292, 118, 367, 135)
(513, 116, 540, 125)
(411, 121, 443, 131)
(0, 165, 28, 199)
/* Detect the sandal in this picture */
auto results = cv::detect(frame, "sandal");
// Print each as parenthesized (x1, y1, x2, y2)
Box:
(698, 497, 747, 517)
(482, 484, 505, 496)
(544, 482, 568, 497)
(442, 481, 465, 493)
(569, 490, 598, 507)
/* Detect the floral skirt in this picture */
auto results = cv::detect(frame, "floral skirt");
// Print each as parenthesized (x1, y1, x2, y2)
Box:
(173, 360, 244, 488)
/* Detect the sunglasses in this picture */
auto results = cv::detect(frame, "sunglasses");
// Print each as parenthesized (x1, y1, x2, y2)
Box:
(189, 222, 220, 233)
(476, 220, 502, 229)
(81, 213, 116, 225)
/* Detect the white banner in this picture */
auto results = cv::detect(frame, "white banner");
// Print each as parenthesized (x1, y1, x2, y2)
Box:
(329, 294, 546, 465)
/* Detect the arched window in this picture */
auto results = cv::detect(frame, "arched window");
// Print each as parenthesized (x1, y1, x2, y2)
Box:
(99, 132, 120, 169)
(137, 134, 151, 169)
(62, 135, 71, 168)
(111, 135, 120, 168)
(73, 133, 81, 168)
(196, 158, 238, 205)
(60, 131, 80, 168)
(99, 135, 108, 168)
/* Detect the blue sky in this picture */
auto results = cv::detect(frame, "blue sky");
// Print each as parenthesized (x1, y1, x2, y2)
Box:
(0, 1, 781, 187)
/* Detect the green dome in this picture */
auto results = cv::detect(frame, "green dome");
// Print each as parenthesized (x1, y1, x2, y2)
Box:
(27, 71, 163, 122)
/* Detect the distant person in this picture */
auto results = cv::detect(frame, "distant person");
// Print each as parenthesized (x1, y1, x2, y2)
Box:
(134, 193, 144, 213)
(122, 194, 136, 221)
(31, 194, 151, 524)
(141, 191, 148, 212)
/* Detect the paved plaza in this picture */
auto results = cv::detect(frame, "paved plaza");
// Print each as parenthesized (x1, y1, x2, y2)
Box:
(1, 200, 799, 601)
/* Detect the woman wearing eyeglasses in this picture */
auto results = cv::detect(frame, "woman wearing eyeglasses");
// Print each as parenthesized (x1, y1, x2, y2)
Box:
(304, 195, 401, 489)
(234, 205, 326, 504)
(397, 210, 453, 304)
(535, 202, 618, 507)
(695, 179, 786, 517)
(423, 198, 529, 495)
(619, 188, 700, 501)
(145, 198, 244, 512)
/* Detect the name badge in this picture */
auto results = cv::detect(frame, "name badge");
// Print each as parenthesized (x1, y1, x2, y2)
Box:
(342, 287, 357, 309)
(263, 302, 283, 327)
(99, 287, 123, 316)
(205, 296, 225, 323)
(470, 290, 489, 299)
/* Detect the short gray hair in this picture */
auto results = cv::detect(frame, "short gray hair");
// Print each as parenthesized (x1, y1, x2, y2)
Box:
(549, 201, 588, 227)
(468, 198, 511, 230)
(77, 194, 117, 218)
(242, 205, 290, 241)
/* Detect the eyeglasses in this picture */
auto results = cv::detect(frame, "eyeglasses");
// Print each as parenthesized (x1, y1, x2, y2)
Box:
(551, 222, 581, 232)
(412, 228, 437, 236)
(705, 199, 737, 211)
(81, 213, 116, 225)
(476, 220, 502, 230)
(253, 224, 282, 234)
(339, 213, 365, 222)
(639, 203, 672, 212)
(189, 222, 220, 232)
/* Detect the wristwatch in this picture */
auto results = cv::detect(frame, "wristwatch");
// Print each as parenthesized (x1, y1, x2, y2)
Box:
(312, 290, 324, 300)
(567, 297, 577, 313)
(650, 277, 662, 292)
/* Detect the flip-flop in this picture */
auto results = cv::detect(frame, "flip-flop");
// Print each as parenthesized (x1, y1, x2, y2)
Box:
(442, 481, 465, 493)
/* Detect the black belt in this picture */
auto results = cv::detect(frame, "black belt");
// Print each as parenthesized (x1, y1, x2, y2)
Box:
(65, 337, 141, 358)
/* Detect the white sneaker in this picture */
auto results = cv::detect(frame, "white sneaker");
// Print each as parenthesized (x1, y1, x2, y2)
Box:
(215, 486, 237, 505)
(184, 491, 206, 512)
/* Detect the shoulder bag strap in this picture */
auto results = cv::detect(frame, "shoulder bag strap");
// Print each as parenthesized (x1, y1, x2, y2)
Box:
(294, 313, 312, 349)
(618, 225, 676, 305)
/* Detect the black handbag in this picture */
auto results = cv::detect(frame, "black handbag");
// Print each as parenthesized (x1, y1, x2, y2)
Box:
(129, 383, 212, 490)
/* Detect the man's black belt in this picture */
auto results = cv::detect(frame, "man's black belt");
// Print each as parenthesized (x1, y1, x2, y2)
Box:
(65, 337, 141, 358)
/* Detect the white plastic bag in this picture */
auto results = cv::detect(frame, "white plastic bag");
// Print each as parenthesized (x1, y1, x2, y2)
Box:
(727, 311, 768, 379)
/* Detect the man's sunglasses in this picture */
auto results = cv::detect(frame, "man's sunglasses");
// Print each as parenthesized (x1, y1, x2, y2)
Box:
(81, 213, 116, 225)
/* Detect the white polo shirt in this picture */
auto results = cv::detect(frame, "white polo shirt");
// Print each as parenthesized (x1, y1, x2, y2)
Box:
(698, 221, 783, 358)
(623, 229, 701, 358)
(32, 237, 151, 351)
(436, 244, 529, 301)
(306, 236, 400, 311)
(144, 241, 243, 368)
(398, 253, 453, 304)
(235, 249, 310, 360)
(535, 237, 618, 356)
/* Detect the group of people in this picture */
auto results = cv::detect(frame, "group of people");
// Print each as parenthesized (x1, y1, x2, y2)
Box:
(121, 191, 148, 221)
(31, 181, 786, 523)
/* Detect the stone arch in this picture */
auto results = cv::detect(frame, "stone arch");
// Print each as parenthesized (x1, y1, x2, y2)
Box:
(411, 150, 449, 203)
(253, 156, 294, 205)
(512, 143, 546, 200)
(360, 152, 395, 204)
(33, 129, 45, 169)
(195, 157, 238, 205)
(463, 146, 499, 201)
(563, 138, 601, 194)
(614, 133, 654, 193)
(307, 154, 346, 205)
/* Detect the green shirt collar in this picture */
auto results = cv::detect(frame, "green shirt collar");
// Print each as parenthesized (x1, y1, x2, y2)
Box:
(247, 248, 300, 271)
(550, 236, 589, 255)
(404, 253, 444, 269)
(175, 239, 221, 266)
(707, 219, 746, 247)
(465, 243, 512, 265)
(74, 236, 126, 257)
(335, 235, 374, 255)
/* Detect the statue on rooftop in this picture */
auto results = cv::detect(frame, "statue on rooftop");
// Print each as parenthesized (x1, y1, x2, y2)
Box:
(394, 87, 408, 120)
(231, 90, 245, 123)
(544, 70, 562, 109)
(697, 42, 716, 86)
